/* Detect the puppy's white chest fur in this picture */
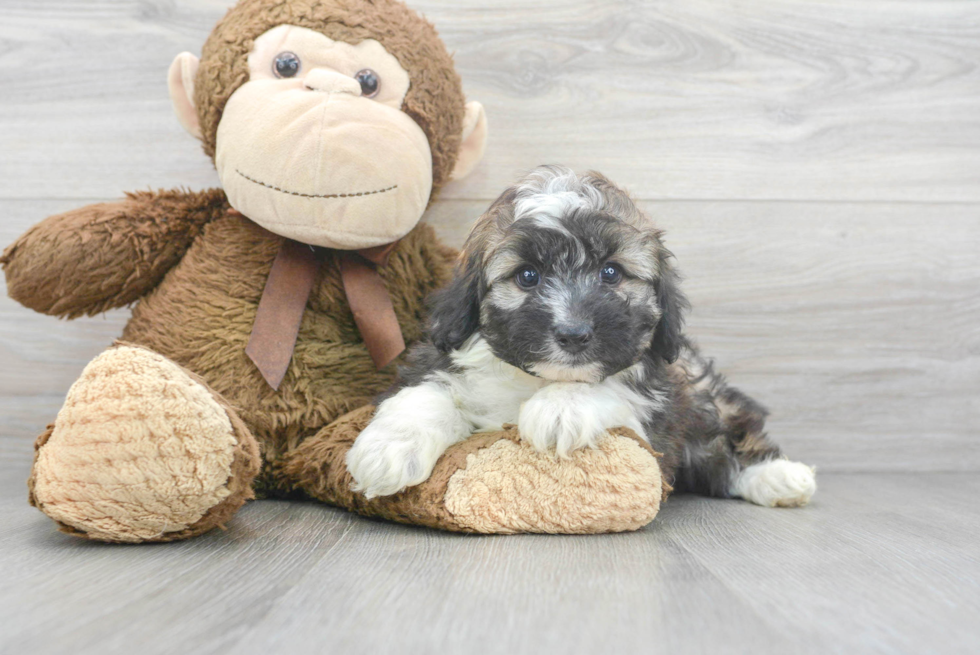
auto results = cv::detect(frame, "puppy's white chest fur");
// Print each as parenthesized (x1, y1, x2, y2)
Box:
(436, 337, 547, 430)
(440, 337, 654, 456)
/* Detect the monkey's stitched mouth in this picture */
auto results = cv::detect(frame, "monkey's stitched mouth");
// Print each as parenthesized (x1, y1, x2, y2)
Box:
(236, 170, 397, 199)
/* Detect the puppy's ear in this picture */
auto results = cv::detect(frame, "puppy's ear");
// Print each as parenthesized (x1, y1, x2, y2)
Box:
(428, 186, 516, 352)
(650, 255, 689, 364)
(428, 250, 484, 353)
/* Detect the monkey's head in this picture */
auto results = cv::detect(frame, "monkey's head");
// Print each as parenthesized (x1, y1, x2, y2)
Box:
(168, 0, 487, 250)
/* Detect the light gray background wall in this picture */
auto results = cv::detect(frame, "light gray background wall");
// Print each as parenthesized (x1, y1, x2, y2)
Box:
(3, 0, 977, 472)
(2, 3, 979, 654)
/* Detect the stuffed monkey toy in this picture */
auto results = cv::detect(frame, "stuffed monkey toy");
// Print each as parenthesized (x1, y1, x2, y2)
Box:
(2, 0, 666, 542)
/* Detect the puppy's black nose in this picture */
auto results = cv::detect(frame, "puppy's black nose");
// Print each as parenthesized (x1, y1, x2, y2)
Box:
(554, 323, 593, 354)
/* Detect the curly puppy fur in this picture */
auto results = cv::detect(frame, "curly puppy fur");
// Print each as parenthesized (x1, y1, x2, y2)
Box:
(348, 166, 816, 506)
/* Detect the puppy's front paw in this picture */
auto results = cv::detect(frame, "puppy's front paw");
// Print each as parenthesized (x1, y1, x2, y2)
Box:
(346, 423, 441, 499)
(732, 459, 817, 508)
(518, 383, 608, 458)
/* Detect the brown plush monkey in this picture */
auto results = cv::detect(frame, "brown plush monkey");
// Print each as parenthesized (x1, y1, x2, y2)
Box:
(2, 0, 665, 542)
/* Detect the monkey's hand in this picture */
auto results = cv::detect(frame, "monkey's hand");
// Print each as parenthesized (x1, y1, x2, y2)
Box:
(519, 382, 646, 458)
(1, 189, 227, 318)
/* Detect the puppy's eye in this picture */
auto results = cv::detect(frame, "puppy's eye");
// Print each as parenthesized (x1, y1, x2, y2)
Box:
(600, 263, 622, 285)
(273, 52, 301, 78)
(515, 266, 540, 289)
(354, 69, 381, 98)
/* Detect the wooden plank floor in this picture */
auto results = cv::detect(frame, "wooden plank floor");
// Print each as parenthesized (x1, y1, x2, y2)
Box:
(1, 1, 979, 653)
(1, 469, 978, 654)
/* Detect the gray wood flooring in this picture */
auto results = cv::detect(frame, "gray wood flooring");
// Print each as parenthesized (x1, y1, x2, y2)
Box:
(1, 1, 978, 653)
(1, 469, 978, 655)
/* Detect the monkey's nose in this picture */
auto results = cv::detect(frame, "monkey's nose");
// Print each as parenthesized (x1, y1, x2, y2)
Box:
(303, 69, 362, 96)
(554, 323, 594, 354)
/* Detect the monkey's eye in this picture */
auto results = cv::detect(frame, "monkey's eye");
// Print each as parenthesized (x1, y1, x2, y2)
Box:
(273, 52, 301, 78)
(600, 263, 622, 285)
(354, 69, 381, 98)
(515, 266, 540, 289)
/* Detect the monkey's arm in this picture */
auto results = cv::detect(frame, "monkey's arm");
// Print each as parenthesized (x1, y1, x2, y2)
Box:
(1, 188, 228, 318)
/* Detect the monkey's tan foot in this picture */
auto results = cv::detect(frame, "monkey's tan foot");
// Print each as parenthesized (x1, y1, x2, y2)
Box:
(29, 344, 261, 543)
(284, 406, 666, 534)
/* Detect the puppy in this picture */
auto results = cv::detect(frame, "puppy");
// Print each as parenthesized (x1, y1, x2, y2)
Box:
(347, 166, 816, 508)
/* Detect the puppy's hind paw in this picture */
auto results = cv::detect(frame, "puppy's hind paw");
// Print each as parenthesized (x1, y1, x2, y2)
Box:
(732, 459, 816, 508)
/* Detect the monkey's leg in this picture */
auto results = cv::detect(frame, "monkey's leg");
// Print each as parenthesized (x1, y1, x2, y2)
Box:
(281, 407, 665, 534)
(29, 343, 261, 543)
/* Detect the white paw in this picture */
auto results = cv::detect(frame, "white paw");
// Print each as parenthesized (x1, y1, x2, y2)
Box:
(732, 459, 817, 508)
(518, 383, 610, 458)
(346, 421, 444, 499)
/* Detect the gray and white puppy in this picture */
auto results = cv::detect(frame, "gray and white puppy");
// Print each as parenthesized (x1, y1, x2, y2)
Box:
(347, 166, 816, 506)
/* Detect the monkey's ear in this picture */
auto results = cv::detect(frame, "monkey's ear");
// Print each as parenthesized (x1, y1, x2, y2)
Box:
(449, 101, 488, 181)
(168, 52, 202, 140)
(427, 251, 484, 352)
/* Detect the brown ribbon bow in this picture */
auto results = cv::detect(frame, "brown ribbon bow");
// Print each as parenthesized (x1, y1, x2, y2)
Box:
(234, 210, 406, 390)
